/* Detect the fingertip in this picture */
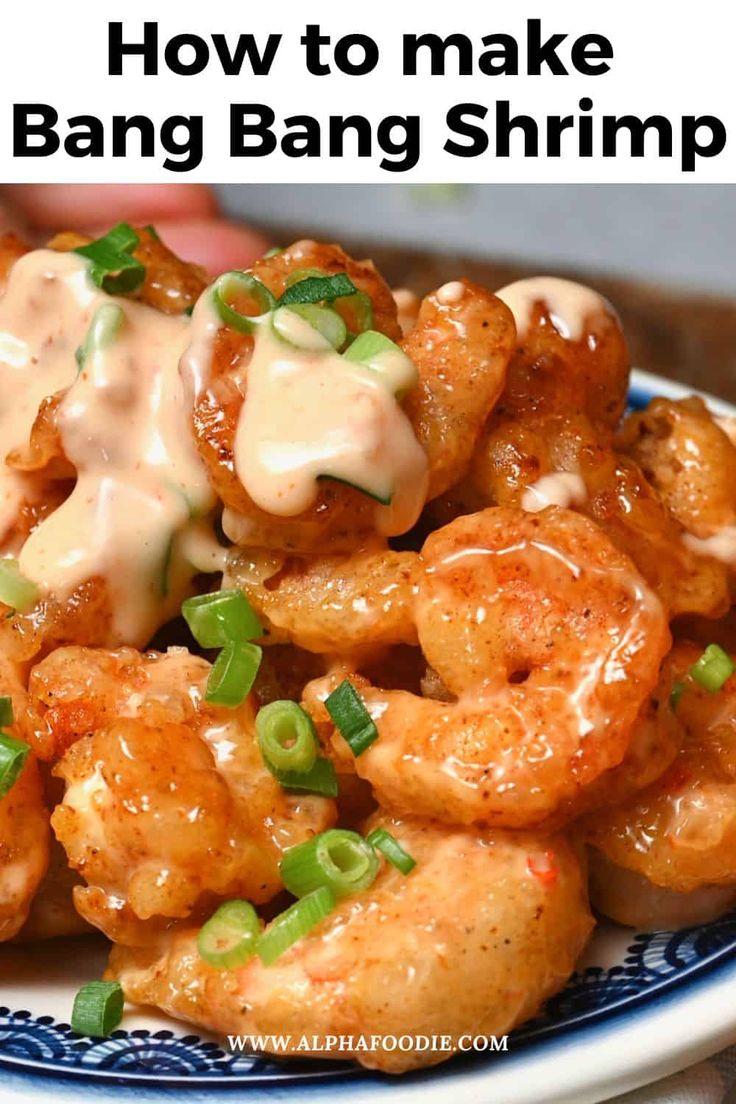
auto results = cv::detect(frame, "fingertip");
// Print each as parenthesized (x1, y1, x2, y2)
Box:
(3, 184, 218, 229)
(151, 218, 272, 275)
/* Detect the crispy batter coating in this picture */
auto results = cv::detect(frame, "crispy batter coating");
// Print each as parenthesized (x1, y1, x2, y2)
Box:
(107, 816, 592, 1074)
(31, 647, 334, 943)
(585, 643, 736, 916)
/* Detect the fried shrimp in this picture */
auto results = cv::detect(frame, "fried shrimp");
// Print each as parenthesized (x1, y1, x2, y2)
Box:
(32, 647, 334, 943)
(495, 276, 630, 433)
(225, 545, 419, 654)
(463, 411, 731, 619)
(107, 816, 593, 1074)
(620, 396, 736, 571)
(186, 256, 513, 552)
(309, 507, 670, 828)
(0, 650, 49, 941)
(185, 241, 413, 554)
(586, 643, 736, 927)
(401, 280, 515, 499)
(48, 226, 207, 316)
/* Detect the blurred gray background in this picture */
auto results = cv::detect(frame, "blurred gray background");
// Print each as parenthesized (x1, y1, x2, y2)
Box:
(217, 184, 735, 296)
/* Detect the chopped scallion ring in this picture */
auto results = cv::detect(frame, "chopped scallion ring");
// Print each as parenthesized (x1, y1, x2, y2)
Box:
(182, 589, 261, 649)
(278, 273, 358, 307)
(0, 733, 29, 799)
(272, 304, 347, 351)
(211, 271, 276, 333)
(343, 330, 418, 395)
(341, 290, 373, 337)
(74, 223, 145, 295)
(0, 559, 38, 613)
(256, 885, 335, 966)
(76, 303, 125, 371)
(324, 680, 379, 756)
(270, 756, 339, 798)
(205, 641, 262, 707)
(366, 827, 417, 874)
(0, 696, 14, 728)
(280, 828, 379, 900)
(71, 980, 124, 1037)
(197, 900, 262, 969)
(262, 246, 284, 258)
(256, 700, 318, 775)
(284, 267, 324, 287)
(689, 644, 735, 693)
(316, 473, 392, 506)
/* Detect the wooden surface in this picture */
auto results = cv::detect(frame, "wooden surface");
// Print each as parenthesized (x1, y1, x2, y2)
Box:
(272, 227, 736, 403)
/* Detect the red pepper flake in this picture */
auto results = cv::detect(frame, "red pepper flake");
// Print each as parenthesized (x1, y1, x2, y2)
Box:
(527, 849, 559, 889)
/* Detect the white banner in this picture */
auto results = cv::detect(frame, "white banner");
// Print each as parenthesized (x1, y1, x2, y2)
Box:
(1, 0, 734, 182)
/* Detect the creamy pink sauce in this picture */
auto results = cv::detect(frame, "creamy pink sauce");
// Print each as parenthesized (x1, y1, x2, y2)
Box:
(184, 286, 430, 540)
(235, 322, 428, 535)
(496, 276, 611, 341)
(684, 527, 736, 567)
(0, 249, 216, 642)
(521, 472, 587, 513)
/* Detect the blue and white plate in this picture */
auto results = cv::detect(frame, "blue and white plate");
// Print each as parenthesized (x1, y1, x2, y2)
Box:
(1, 370, 735, 1104)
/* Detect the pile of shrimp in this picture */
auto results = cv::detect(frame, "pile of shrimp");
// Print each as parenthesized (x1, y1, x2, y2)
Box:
(1, 229, 735, 1075)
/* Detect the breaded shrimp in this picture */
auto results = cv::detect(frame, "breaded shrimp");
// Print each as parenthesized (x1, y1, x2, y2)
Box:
(0, 755, 49, 942)
(0, 649, 50, 941)
(107, 815, 593, 1074)
(620, 397, 736, 569)
(225, 545, 419, 654)
(31, 647, 334, 943)
(463, 411, 730, 619)
(495, 276, 630, 433)
(188, 244, 406, 554)
(189, 252, 513, 551)
(585, 642, 736, 926)
(49, 226, 207, 316)
(308, 507, 670, 828)
(401, 280, 515, 499)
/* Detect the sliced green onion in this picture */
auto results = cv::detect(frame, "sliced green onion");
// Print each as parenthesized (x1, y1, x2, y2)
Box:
(256, 885, 335, 966)
(366, 828, 417, 874)
(278, 273, 358, 307)
(71, 980, 124, 1037)
(256, 700, 318, 775)
(316, 473, 393, 506)
(270, 756, 339, 798)
(0, 559, 38, 613)
(75, 303, 125, 371)
(0, 697, 14, 728)
(211, 271, 276, 333)
(280, 828, 379, 900)
(689, 644, 735, 693)
(263, 246, 283, 258)
(205, 641, 262, 707)
(284, 267, 324, 287)
(182, 589, 261, 649)
(272, 304, 347, 351)
(74, 223, 145, 295)
(341, 290, 374, 337)
(343, 330, 417, 395)
(670, 680, 685, 711)
(0, 733, 29, 799)
(324, 680, 379, 757)
(197, 899, 262, 969)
